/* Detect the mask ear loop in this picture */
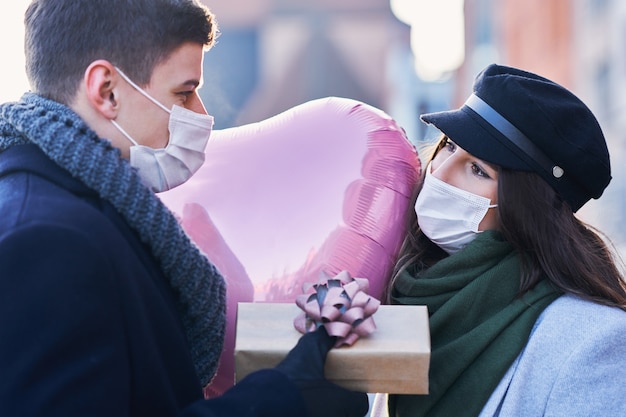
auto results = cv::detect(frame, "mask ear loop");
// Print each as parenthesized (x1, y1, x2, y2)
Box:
(114, 67, 171, 114)
(112, 67, 172, 147)
(110, 119, 139, 146)
(427, 148, 453, 178)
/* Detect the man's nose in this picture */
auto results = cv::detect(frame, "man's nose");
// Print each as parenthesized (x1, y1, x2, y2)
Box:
(188, 91, 208, 115)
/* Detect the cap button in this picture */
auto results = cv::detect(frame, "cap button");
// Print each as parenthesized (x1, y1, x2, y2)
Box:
(552, 166, 564, 178)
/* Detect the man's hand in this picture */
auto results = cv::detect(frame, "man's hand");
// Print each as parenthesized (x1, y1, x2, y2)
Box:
(275, 326, 369, 417)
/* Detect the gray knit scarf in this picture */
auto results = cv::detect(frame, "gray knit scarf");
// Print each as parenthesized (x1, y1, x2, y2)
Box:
(0, 92, 226, 387)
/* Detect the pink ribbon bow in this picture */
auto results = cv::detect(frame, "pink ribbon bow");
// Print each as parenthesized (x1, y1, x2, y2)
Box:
(293, 270, 381, 346)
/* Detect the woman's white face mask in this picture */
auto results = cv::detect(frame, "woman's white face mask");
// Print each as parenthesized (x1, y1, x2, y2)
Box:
(414, 162, 498, 254)
(111, 67, 214, 193)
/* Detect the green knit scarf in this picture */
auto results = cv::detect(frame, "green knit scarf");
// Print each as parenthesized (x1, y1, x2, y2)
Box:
(0, 93, 226, 387)
(389, 230, 560, 417)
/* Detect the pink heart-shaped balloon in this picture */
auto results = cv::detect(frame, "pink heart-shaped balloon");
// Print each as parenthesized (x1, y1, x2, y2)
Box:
(158, 96, 421, 397)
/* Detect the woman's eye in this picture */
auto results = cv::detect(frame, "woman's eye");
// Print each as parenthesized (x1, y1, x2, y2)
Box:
(471, 163, 491, 179)
(443, 139, 456, 153)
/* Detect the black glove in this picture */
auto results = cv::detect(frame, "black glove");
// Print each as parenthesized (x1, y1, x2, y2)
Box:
(275, 326, 369, 417)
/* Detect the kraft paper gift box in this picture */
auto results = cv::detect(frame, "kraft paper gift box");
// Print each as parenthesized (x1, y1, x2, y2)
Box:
(234, 302, 430, 394)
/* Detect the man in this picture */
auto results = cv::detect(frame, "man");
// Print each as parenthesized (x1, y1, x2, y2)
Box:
(0, 1, 367, 416)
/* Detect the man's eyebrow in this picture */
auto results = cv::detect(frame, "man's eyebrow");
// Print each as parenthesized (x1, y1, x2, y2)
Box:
(181, 79, 201, 88)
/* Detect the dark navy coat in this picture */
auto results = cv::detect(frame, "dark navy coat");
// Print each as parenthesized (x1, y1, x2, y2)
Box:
(0, 144, 306, 417)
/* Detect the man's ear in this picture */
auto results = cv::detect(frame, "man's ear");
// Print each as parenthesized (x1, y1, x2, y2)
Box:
(83, 60, 119, 119)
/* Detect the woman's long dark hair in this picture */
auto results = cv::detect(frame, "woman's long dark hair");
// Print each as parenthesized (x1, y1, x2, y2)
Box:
(386, 137, 626, 310)
(498, 168, 626, 309)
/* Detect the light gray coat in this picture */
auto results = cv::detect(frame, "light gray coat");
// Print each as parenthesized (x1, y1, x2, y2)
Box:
(479, 294, 626, 417)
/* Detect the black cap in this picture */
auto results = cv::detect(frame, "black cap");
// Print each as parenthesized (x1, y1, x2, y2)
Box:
(420, 63, 611, 212)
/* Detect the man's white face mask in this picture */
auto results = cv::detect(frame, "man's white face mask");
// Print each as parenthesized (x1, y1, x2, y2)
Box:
(111, 67, 214, 192)
(414, 162, 498, 254)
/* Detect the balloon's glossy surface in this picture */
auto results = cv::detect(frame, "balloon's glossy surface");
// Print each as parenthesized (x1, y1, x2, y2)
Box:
(158, 97, 421, 396)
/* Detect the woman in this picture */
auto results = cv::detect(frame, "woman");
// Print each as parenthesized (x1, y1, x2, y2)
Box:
(386, 64, 626, 416)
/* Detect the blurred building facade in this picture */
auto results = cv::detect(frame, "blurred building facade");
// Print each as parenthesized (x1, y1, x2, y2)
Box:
(200, 0, 411, 129)
(572, 0, 626, 252)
